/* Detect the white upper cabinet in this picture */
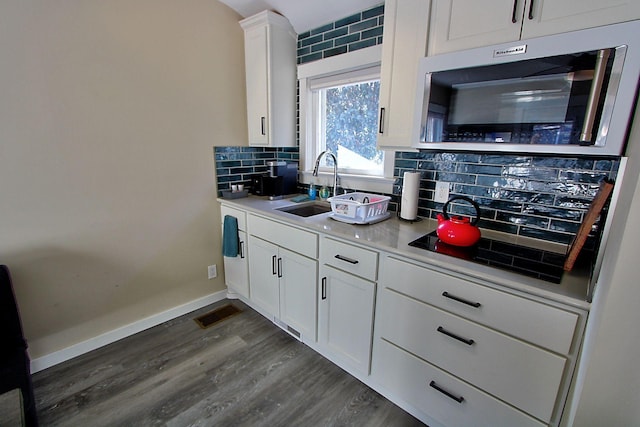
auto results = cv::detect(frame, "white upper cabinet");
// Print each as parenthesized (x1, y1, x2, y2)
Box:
(521, 0, 640, 39)
(429, 0, 524, 54)
(240, 11, 296, 147)
(376, 0, 431, 149)
(429, 0, 640, 55)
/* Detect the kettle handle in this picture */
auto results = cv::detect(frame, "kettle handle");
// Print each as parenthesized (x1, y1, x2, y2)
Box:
(442, 196, 481, 226)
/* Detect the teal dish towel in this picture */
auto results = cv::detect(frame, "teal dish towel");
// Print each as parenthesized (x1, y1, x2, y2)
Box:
(222, 215, 239, 257)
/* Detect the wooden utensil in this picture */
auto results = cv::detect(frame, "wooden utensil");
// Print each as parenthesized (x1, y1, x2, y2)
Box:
(564, 179, 615, 271)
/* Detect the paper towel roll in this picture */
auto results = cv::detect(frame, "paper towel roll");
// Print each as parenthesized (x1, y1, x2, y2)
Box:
(400, 171, 420, 220)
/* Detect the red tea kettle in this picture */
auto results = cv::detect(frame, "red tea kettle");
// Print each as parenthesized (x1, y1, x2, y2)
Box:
(436, 196, 481, 247)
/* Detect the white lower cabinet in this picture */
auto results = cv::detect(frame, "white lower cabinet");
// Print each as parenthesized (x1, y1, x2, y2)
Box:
(318, 264, 375, 375)
(377, 287, 566, 422)
(317, 236, 378, 375)
(278, 246, 317, 339)
(220, 203, 587, 427)
(247, 236, 280, 316)
(221, 204, 249, 299)
(223, 230, 249, 297)
(371, 255, 586, 426)
(247, 214, 318, 341)
(373, 339, 545, 427)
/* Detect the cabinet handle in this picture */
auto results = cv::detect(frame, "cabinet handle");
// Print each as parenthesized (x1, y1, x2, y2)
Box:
(511, 0, 519, 23)
(429, 381, 464, 403)
(334, 254, 359, 265)
(437, 326, 475, 346)
(378, 107, 385, 134)
(239, 241, 245, 259)
(272, 255, 277, 275)
(527, 0, 535, 20)
(277, 257, 282, 278)
(580, 49, 611, 142)
(442, 291, 481, 308)
(322, 277, 327, 300)
(260, 116, 266, 135)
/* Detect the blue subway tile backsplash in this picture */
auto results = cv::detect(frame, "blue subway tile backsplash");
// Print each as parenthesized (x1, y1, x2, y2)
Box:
(215, 147, 299, 194)
(297, 4, 385, 64)
(393, 151, 619, 244)
(215, 4, 621, 246)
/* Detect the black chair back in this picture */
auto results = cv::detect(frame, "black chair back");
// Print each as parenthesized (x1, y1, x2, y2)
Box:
(0, 265, 38, 426)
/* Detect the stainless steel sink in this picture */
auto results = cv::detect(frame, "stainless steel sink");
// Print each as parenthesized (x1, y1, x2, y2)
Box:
(276, 202, 332, 217)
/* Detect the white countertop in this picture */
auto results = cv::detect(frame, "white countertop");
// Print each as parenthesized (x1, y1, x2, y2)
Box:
(219, 195, 592, 310)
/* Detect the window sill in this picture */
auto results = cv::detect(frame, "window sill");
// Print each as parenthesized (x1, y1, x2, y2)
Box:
(299, 171, 395, 195)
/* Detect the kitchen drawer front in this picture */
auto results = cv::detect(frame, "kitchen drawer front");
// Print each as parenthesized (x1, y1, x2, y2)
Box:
(381, 255, 579, 355)
(321, 237, 378, 281)
(220, 205, 247, 231)
(378, 287, 566, 422)
(248, 214, 318, 258)
(372, 339, 545, 427)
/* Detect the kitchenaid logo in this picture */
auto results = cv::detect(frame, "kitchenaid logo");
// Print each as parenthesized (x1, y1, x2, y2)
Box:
(493, 44, 527, 57)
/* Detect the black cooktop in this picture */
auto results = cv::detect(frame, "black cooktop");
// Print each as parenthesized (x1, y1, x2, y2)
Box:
(409, 231, 566, 284)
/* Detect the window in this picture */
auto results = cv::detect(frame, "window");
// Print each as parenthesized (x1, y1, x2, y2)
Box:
(310, 68, 384, 176)
(298, 45, 394, 194)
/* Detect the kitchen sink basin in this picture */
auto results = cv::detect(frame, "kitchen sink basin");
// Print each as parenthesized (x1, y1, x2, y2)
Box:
(276, 202, 332, 217)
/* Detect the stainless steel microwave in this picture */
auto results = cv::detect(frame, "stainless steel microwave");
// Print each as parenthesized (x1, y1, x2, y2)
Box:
(413, 20, 640, 155)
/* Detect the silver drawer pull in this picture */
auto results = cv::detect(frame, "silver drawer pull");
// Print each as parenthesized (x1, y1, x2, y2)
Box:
(437, 326, 475, 346)
(429, 380, 464, 403)
(334, 254, 359, 264)
(442, 291, 481, 308)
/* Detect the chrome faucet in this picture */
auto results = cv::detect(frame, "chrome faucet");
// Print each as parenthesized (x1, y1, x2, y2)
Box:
(312, 150, 338, 198)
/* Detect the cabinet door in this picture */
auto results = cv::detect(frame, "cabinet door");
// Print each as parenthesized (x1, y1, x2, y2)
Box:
(241, 11, 296, 147)
(248, 236, 279, 317)
(279, 248, 318, 340)
(318, 265, 375, 375)
(521, 0, 640, 39)
(244, 25, 269, 146)
(377, 0, 430, 149)
(428, 0, 525, 55)
(223, 230, 249, 299)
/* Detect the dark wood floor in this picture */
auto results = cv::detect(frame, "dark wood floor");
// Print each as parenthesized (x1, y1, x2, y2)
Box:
(32, 300, 425, 426)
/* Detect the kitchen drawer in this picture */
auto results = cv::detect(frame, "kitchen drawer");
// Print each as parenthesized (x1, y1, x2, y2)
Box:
(248, 214, 318, 259)
(381, 255, 579, 355)
(220, 205, 247, 231)
(377, 287, 566, 422)
(321, 237, 378, 282)
(372, 338, 545, 427)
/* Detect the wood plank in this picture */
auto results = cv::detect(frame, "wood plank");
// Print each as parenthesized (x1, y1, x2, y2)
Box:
(564, 179, 614, 271)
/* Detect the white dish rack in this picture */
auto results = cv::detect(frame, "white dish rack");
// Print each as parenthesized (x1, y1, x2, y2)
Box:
(327, 192, 391, 224)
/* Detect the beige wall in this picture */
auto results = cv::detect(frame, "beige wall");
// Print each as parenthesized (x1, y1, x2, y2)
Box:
(0, 0, 247, 359)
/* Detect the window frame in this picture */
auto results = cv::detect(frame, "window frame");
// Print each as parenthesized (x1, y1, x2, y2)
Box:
(311, 68, 382, 176)
(298, 45, 395, 194)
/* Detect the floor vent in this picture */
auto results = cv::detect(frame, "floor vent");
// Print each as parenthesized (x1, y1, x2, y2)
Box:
(194, 304, 242, 329)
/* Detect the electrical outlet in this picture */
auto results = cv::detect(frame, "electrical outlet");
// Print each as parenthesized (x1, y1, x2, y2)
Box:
(207, 264, 217, 279)
(434, 181, 450, 203)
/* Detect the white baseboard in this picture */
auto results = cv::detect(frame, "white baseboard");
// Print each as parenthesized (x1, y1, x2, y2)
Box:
(30, 290, 227, 373)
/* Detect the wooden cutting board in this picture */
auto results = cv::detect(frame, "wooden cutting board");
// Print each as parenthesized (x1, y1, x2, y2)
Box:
(564, 179, 615, 271)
